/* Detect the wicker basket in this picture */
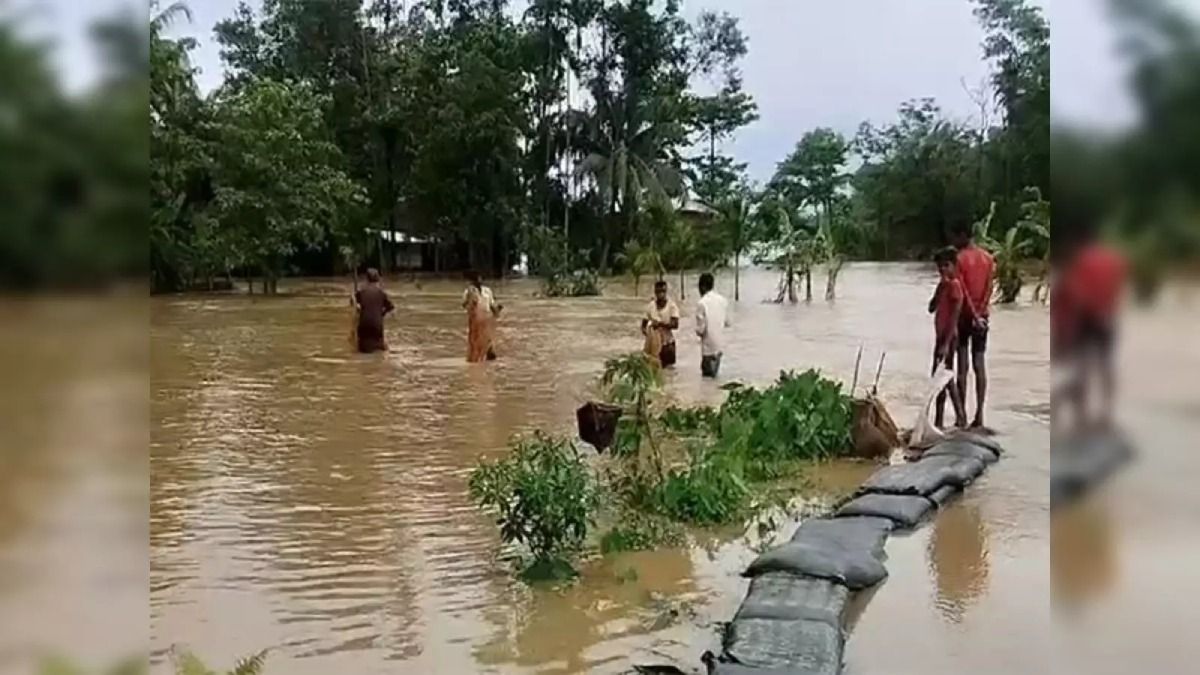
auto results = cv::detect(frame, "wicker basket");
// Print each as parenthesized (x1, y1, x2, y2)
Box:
(576, 401, 623, 451)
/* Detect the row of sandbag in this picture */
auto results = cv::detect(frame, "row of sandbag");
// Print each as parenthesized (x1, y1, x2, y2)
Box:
(709, 435, 1004, 675)
(1050, 431, 1133, 509)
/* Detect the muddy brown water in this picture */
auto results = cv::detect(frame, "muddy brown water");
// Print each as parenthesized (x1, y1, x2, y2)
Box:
(0, 264, 1057, 674)
(143, 263, 1052, 675)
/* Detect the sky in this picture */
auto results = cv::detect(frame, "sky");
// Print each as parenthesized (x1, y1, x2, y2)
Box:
(30, 0, 1128, 181)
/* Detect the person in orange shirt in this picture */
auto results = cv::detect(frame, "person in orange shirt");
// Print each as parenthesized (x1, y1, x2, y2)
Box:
(951, 222, 995, 430)
(1057, 227, 1127, 430)
(929, 247, 969, 429)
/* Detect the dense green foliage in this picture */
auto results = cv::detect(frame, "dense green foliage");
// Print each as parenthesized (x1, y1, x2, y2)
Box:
(469, 431, 601, 578)
(148, 0, 757, 292)
(5, 0, 1060, 292)
(649, 370, 852, 524)
(470, 355, 855, 576)
(0, 5, 147, 289)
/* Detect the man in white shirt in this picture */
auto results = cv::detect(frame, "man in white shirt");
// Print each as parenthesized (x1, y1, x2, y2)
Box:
(695, 272, 731, 378)
(642, 280, 681, 367)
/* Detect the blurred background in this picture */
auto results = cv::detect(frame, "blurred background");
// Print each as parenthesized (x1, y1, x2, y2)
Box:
(0, 0, 147, 673)
(1052, 1, 1200, 674)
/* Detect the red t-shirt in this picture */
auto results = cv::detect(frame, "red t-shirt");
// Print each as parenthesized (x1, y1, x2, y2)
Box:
(935, 277, 965, 343)
(1064, 244, 1126, 323)
(957, 244, 995, 320)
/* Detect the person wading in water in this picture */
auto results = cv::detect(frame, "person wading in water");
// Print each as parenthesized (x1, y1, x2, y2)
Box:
(642, 280, 680, 368)
(462, 271, 501, 363)
(353, 268, 394, 353)
(695, 272, 731, 378)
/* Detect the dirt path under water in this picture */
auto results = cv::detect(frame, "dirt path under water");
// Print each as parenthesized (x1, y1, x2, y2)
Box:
(143, 263, 1052, 674)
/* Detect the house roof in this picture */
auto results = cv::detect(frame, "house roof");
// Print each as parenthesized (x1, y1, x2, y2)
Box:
(678, 196, 717, 216)
(367, 229, 429, 244)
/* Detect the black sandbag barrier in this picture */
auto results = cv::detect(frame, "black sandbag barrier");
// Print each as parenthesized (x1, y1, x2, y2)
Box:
(1050, 431, 1133, 509)
(923, 438, 1000, 464)
(723, 618, 843, 675)
(743, 518, 891, 589)
(705, 434, 1006, 675)
(928, 484, 961, 507)
(709, 664, 816, 675)
(856, 454, 986, 496)
(835, 493, 935, 529)
(735, 574, 850, 626)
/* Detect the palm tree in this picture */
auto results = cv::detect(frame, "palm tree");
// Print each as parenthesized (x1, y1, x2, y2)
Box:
(716, 194, 752, 301)
(574, 103, 685, 272)
(152, 1, 194, 34)
(616, 238, 660, 297)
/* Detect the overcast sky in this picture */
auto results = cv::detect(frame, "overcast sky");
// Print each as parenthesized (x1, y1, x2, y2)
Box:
(33, 0, 1135, 180)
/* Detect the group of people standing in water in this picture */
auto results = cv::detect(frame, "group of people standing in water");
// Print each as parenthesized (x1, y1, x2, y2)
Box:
(641, 272, 731, 378)
(352, 269, 500, 362)
(350, 268, 731, 375)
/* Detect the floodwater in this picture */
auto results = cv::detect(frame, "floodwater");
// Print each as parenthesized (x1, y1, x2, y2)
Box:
(146, 263, 1053, 675)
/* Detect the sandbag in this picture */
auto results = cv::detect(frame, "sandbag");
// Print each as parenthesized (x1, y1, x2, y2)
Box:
(946, 430, 1005, 457)
(644, 323, 664, 360)
(836, 493, 935, 529)
(789, 516, 892, 555)
(722, 617, 842, 675)
(709, 662, 821, 675)
(734, 573, 850, 626)
(929, 484, 960, 507)
(858, 454, 985, 497)
(924, 439, 999, 464)
(744, 517, 889, 589)
(1051, 433, 1133, 508)
(908, 369, 956, 449)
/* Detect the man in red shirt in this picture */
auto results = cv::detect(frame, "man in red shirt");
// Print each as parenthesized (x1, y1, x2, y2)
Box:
(951, 222, 995, 429)
(929, 247, 969, 429)
(1055, 227, 1127, 430)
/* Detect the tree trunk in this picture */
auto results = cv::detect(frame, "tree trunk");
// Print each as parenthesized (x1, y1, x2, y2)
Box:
(679, 269, 685, 301)
(825, 259, 841, 301)
(599, 239, 612, 276)
(734, 250, 740, 301)
(805, 267, 813, 302)
(247, 276, 254, 295)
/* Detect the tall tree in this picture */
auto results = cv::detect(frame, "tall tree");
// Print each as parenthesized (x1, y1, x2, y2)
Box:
(207, 78, 364, 292)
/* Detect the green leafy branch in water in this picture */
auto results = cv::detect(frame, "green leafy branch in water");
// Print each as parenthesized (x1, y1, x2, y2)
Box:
(172, 649, 267, 675)
(601, 354, 666, 482)
(469, 432, 601, 582)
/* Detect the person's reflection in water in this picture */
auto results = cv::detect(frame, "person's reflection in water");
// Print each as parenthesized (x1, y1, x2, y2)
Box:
(927, 501, 991, 624)
(1051, 501, 1117, 613)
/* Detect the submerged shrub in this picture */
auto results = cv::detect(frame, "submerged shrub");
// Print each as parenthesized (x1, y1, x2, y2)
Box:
(600, 510, 685, 553)
(654, 449, 752, 524)
(469, 432, 601, 579)
(715, 370, 853, 463)
(645, 369, 852, 525)
(543, 268, 602, 297)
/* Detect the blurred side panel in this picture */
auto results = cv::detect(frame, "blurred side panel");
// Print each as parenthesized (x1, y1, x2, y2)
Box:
(0, 1, 148, 672)
(1052, 1, 1200, 674)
